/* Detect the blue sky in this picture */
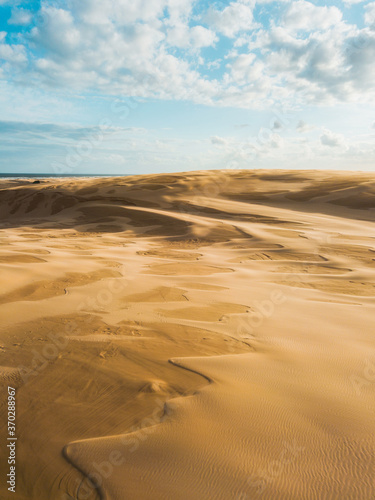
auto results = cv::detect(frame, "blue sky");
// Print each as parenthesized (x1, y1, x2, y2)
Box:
(0, 0, 374, 174)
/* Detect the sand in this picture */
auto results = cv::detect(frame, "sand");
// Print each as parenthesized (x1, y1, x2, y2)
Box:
(0, 169, 374, 499)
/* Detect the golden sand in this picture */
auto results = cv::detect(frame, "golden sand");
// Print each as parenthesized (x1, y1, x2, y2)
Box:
(0, 170, 374, 499)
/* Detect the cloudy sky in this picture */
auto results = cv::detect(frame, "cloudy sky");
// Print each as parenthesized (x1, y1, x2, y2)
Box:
(0, 0, 374, 174)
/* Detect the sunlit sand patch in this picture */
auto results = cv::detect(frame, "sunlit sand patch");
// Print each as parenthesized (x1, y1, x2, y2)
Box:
(158, 302, 250, 322)
(181, 283, 227, 291)
(274, 279, 375, 296)
(64, 350, 375, 499)
(96, 260, 123, 268)
(265, 228, 303, 238)
(68, 335, 156, 342)
(0, 269, 122, 305)
(125, 286, 189, 303)
(15, 248, 51, 255)
(265, 263, 351, 275)
(144, 263, 234, 276)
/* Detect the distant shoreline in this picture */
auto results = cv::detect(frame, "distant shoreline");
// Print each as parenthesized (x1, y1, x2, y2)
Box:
(0, 173, 130, 179)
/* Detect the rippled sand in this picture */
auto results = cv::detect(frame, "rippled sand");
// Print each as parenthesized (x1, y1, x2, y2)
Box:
(0, 170, 374, 499)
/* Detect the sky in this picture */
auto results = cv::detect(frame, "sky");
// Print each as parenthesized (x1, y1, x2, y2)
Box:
(0, 0, 374, 174)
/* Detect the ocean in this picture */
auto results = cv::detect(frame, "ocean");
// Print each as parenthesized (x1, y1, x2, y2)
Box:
(0, 173, 129, 179)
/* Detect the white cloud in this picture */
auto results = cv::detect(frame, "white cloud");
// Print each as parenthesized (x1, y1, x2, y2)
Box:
(8, 8, 32, 26)
(206, 0, 256, 38)
(167, 0, 194, 21)
(247, 19, 375, 105)
(70, 0, 168, 26)
(342, 0, 367, 4)
(30, 7, 81, 58)
(297, 120, 314, 133)
(0, 43, 26, 63)
(190, 26, 218, 48)
(20, 4, 222, 103)
(1, 0, 375, 110)
(210, 136, 228, 146)
(167, 23, 217, 49)
(226, 53, 261, 84)
(320, 129, 346, 148)
(283, 1, 343, 31)
(0, 32, 27, 63)
(364, 3, 375, 26)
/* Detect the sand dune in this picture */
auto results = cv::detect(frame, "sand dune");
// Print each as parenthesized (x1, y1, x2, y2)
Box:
(0, 170, 374, 499)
